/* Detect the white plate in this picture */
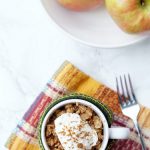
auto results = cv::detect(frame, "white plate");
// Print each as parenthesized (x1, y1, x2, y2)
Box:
(42, 0, 149, 48)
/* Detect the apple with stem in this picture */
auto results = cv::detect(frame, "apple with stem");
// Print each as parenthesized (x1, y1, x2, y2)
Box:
(105, 0, 150, 33)
(58, 0, 103, 11)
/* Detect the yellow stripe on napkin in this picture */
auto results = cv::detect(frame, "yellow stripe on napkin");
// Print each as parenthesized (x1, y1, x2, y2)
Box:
(53, 61, 122, 114)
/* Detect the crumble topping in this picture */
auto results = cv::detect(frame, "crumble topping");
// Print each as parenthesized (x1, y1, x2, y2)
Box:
(45, 103, 103, 150)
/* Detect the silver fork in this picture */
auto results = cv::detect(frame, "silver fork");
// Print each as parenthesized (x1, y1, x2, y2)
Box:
(116, 74, 146, 150)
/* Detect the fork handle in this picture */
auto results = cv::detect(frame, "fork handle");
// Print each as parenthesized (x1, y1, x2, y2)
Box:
(134, 122, 146, 150)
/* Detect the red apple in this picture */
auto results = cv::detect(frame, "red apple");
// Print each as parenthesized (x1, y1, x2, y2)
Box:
(58, 0, 102, 11)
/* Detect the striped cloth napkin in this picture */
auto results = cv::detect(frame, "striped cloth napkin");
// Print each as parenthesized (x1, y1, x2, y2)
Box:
(6, 61, 150, 150)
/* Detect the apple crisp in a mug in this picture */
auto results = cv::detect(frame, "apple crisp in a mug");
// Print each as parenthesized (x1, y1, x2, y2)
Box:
(45, 103, 103, 150)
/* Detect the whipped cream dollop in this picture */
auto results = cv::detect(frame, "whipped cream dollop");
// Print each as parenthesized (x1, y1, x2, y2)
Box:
(54, 113, 98, 150)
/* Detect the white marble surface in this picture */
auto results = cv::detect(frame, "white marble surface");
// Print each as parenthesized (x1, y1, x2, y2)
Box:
(0, 0, 150, 149)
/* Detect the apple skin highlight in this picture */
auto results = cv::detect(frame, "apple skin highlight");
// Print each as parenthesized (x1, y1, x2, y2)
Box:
(58, 0, 103, 11)
(105, 0, 150, 33)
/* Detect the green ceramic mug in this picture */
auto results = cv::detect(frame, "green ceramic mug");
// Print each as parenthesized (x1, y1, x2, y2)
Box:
(38, 94, 129, 150)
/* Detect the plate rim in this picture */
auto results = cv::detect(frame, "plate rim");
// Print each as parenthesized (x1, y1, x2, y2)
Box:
(41, 0, 149, 48)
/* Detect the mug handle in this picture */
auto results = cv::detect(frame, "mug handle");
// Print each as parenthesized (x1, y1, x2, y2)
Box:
(109, 127, 130, 139)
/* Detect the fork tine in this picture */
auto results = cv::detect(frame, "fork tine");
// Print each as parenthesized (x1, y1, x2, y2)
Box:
(124, 75, 131, 101)
(119, 76, 128, 105)
(120, 76, 125, 99)
(128, 74, 137, 102)
(116, 77, 125, 107)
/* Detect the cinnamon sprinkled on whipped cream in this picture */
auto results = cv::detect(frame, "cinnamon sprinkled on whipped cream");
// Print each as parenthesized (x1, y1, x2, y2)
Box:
(54, 113, 98, 150)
